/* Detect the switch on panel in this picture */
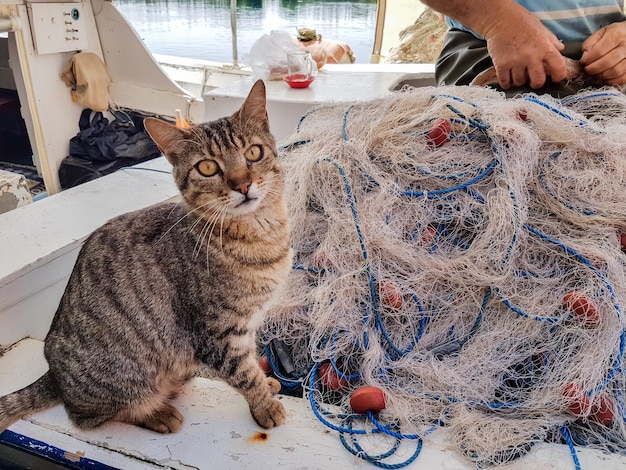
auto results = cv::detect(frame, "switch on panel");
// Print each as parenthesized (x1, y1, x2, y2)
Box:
(28, 2, 88, 54)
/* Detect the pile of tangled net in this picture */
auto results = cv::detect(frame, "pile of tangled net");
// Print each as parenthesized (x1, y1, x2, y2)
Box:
(259, 85, 626, 468)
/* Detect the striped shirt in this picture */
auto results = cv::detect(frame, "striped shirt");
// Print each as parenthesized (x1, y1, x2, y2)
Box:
(446, 1, 625, 42)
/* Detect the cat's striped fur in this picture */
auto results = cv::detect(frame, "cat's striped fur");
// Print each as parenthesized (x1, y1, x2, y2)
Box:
(0, 80, 292, 433)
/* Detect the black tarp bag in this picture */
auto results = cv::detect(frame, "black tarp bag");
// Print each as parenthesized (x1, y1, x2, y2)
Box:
(68, 108, 160, 162)
(60, 109, 163, 189)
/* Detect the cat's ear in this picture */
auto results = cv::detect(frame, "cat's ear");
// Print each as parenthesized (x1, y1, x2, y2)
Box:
(144, 117, 188, 163)
(237, 79, 269, 132)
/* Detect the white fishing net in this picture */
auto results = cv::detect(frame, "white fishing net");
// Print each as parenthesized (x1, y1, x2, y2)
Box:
(260, 86, 626, 467)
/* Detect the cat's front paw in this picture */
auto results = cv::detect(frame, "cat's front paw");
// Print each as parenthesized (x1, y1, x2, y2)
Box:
(137, 404, 184, 433)
(251, 398, 286, 428)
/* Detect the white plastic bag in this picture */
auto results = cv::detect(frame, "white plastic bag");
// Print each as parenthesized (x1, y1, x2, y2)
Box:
(245, 30, 303, 80)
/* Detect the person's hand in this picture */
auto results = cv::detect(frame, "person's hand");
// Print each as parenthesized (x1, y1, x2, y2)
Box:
(581, 22, 626, 85)
(482, 3, 567, 89)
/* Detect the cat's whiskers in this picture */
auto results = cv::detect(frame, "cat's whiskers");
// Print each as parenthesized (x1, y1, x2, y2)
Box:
(262, 186, 283, 199)
(158, 198, 218, 244)
(193, 216, 212, 259)
(158, 204, 199, 243)
(194, 209, 223, 259)
(190, 202, 222, 249)
(217, 207, 228, 251)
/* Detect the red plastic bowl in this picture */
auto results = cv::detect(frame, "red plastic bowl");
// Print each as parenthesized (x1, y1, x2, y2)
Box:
(284, 74, 315, 88)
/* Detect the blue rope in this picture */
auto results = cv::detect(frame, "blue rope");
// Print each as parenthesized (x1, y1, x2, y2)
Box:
(523, 96, 578, 123)
(561, 426, 582, 470)
(411, 161, 488, 181)
(560, 90, 624, 105)
(296, 108, 318, 133)
(291, 264, 322, 274)
(446, 103, 490, 131)
(398, 160, 498, 198)
(264, 343, 305, 390)
(330, 333, 362, 381)
(342, 105, 355, 141)
(431, 93, 479, 108)
(340, 415, 401, 460)
(373, 289, 427, 358)
(367, 412, 422, 440)
(339, 429, 423, 469)
(308, 363, 367, 434)
(495, 287, 561, 323)
(616, 388, 626, 424)
(320, 157, 372, 348)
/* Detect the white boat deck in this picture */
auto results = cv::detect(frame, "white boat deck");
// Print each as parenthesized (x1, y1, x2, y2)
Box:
(3, 338, 625, 470)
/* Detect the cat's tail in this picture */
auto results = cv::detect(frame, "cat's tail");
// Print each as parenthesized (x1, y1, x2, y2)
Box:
(0, 371, 60, 431)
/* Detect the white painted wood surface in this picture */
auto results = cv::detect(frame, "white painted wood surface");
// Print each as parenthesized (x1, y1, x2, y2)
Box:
(0, 157, 178, 345)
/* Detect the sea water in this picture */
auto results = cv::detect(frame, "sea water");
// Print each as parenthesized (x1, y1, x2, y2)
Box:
(114, 0, 379, 64)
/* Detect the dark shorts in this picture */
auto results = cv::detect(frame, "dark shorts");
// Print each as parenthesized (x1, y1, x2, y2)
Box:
(435, 29, 491, 86)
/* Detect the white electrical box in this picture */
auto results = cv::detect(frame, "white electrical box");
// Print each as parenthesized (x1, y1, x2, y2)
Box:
(28, 2, 88, 54)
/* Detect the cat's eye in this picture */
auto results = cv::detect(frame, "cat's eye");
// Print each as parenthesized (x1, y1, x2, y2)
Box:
(244, 144, 263, 163)
(196, 159, 219, 177)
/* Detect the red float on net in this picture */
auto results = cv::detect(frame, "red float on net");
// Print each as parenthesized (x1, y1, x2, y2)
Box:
(428, 118, 451, 147)
(563, 383, 592, 417)
(350, 386, 387, 414)
(258, 356, 272, 375)
(380, 280, 403, 309)
(563, 291, 600, 328)
(591, 395, 615, 426)
(318, 362, 350, 391)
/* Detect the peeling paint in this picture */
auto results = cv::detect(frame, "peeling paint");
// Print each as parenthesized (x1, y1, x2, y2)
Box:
(0, 191, 19, 213)
(0, 170, 32, 213)
(64, 450, 85, 462)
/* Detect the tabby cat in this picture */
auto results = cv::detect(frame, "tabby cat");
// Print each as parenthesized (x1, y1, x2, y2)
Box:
(0, 80, 292, 433)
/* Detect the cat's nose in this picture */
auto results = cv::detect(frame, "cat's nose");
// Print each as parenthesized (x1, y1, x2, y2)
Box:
(230, 178, 251, 195)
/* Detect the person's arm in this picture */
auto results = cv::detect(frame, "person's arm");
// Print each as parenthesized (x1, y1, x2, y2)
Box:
(421, 0, 567, 89)
(581, 22, 626, 85)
